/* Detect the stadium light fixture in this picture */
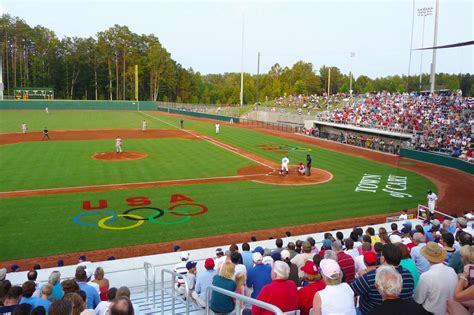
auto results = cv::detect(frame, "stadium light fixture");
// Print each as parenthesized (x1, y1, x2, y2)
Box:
(417, 6, 433, 91)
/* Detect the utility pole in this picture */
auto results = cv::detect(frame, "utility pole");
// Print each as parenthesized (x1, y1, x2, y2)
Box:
(256, 52, 260, 107)
(240, 13, 244, 107)
(327, 67, 331, 96)
(430, 0, 440, 93)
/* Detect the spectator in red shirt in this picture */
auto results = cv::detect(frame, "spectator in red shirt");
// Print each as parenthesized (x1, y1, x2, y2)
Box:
(333, 241, 355, 283)
(297, 261, 326, 315)
(252, 261, 298, 315)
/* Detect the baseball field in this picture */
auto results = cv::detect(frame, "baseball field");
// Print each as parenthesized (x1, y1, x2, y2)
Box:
(0, 108, 471, 266)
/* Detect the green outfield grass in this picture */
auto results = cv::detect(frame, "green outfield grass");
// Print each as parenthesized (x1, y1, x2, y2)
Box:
(0, 110, 170, 132)
(0, 109, 435, 261)
(0, 138, 255, 191)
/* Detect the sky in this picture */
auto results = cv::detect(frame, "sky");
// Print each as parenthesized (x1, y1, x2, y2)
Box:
(1, 0, 473, 78)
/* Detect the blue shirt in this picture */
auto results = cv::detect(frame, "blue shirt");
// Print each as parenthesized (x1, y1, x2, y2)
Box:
(19, 296, 40, 309)
(78, 282, 100, 309)
(351, 265, 414, 315)
(410, 243, 430, 274)
(241, 251, 254, 272)
(246, 263, 272, 298)
(35, 298, 51, 313)
(195, 269, 216, 300)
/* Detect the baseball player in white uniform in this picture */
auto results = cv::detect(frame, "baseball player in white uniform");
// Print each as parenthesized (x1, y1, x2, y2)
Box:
(215, 123, 220, 134)
(115, 136, 123, 153)
(427, 190, 438, 215)
(280, 156, 290, 176)
(142, 120, 147, 131)
(45, 106, 49, 114)
(21, 122, 28, 134)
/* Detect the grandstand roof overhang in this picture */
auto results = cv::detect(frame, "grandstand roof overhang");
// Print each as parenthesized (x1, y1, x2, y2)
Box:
(306, 120, 413, 139)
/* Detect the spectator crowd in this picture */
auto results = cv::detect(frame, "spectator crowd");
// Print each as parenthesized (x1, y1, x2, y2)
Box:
(3, 212, 474, 315)
(318, 92, 473, 161)
(167, 211, 474, 314)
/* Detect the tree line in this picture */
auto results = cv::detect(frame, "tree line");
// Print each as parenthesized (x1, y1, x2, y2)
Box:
(1, 14, 473, 104)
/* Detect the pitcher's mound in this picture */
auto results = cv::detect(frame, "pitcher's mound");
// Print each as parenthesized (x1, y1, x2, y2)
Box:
(92, 151, 148, 161)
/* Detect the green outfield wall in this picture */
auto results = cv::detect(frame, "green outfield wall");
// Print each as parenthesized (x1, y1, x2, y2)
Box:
(0, 100, 157, 111)
(400, 148, 474, 175)
(156, 107, 239, 123)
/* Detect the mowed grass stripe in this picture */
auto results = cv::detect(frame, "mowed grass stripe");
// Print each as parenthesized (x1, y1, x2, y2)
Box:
(0, 138, 255, 191)
(0, 110, 171, 132)
(0, 177, 428, 260)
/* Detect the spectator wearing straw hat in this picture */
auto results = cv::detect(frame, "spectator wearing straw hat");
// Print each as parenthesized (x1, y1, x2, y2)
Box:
(414, 241, 458, 315)
(297, 261, 326, 315)
(313, 259, 356, 315)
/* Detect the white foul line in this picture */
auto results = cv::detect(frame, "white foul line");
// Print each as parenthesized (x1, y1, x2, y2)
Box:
(140, 111, 275, 170)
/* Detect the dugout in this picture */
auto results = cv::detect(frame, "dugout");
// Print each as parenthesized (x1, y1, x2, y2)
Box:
(15, 88, 54, 100)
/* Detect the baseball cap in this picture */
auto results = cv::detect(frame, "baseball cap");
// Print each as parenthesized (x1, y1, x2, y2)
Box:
(204, 258, 215, 269)
(362, 251, 378, 266)
(389, 234, 403, 244)
(78, 255, 86, 261)
(215, 248, 224, 256)
(173, 245, 181, 252)
(402, 221, 412, 228)
(0, 268, 6, 280)
(57, 260, 64, 267)
(11, 264, 19, 272)
(431, 219, 441, 226)
(180, 251, 189, 260)
(322, 239, 332, 249)
(252, 246, 264, 255)
(280, 250, 290, 260)
(186, 261, 197, 270)
(300, 261, 319, 275)
(271, 252, 282, 261)
(320, 259, 341, 279)
(252, 252, 263, 263)
(302, 241, 312, 251)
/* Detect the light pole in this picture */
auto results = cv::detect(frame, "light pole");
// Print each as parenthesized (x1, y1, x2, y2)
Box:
(417, 6, 433, 91)
(240, 13, 244, 108)
(430, 0, 440, 93)
(349, 52, 355, 98)
(407, 0, 416, 92)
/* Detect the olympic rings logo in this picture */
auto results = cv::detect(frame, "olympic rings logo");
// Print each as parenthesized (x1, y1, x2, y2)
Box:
(73, 203, 208, 230)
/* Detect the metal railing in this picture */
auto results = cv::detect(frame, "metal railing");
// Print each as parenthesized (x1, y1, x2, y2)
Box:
(205, 284, 300, 315)
(144, 262, 155, 305)
(416, 204, 455, 220)
(239, 118, 302, 133)
(160, 269, 191, 315)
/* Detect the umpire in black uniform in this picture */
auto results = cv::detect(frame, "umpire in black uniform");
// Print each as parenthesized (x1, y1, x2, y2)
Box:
(306, 154, 312, 176)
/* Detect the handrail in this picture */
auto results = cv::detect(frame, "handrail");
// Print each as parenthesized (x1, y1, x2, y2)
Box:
(417, 204, 455, 220)
(143, 262, 155, 306)
(205, 284, 288, 315)
(161, 269, 191, 315)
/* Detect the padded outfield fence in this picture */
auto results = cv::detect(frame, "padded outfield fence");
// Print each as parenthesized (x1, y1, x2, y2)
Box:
(0, 100, 157, 111)
(239, 118, 301, 133)
(400, 148, 474, 175)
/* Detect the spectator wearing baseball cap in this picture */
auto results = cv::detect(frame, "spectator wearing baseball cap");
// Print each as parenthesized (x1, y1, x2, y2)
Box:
(193, 259, 216, 308)
(281, 250, 299, 287)
(184, 261, 198, 303)
(357, 251, 379, 278)
(414, 242, 458, 315)
(297, 261, 326, 315)
(313, 259, 356, 315)
(173, 251, 190, 294)
(215, 248, 227, 272)
(252, 261, 298, 315)
(246, 252, 272, 299)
